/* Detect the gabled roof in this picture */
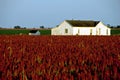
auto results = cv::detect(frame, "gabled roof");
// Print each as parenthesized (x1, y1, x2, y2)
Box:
(66, 20, 100, 27)
(29, 30, 39, 33)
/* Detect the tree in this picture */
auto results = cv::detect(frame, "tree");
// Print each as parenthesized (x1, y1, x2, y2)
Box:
(14, 25, 21, 29)
(107, 24, 111, 27)
(117, 25, 120, 28)
(40, 26, 44, 29)
(56, 25, 59, 27)
(24, 27, 26, 29)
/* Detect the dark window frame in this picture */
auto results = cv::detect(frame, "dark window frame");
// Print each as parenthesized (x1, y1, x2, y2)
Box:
(65, 29, 68, 33)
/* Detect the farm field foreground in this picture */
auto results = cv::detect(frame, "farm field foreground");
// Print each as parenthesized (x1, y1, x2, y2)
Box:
(0, 35, 120, 80)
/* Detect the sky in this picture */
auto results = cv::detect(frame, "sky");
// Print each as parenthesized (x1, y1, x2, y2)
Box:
(0, 0, 120, 28)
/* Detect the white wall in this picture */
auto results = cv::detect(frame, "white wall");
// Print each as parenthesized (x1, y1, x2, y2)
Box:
(96, 22, 111, 35)
(51, 21, 73, 35)
(73, 22, 111, 36)
(51, 27, 59, 35)
(73, 27, 96, 35)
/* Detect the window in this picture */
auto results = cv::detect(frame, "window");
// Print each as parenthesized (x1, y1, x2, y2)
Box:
(90, 29, 92, 35)
(99, 28, 101, 35)
(78, 29, 79, 33)
(77, 29, 80, 35)
(96, 29, 98, 35)
(65, 29, 68, 33)
(106, 29, 108, 35)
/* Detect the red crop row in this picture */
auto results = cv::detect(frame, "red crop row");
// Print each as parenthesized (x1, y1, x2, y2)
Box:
(0, 35, 120, 80)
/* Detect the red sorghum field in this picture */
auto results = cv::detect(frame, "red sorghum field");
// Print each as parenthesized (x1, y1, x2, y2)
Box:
(0, 35, 120, 80)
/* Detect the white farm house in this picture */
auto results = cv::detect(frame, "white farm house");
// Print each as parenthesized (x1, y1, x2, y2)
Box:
(51, 20, 111, 35)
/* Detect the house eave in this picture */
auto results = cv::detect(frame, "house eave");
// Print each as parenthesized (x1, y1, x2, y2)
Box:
(72, 26, 96, 28)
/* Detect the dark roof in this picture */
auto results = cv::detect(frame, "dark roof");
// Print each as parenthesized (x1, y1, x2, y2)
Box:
(66, 20, 100, 27)
(29, 30, 38, 33)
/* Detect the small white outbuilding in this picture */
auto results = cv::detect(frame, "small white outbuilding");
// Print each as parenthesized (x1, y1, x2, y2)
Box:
(51, 20, 111, 35)
(29, 30, 40, 35)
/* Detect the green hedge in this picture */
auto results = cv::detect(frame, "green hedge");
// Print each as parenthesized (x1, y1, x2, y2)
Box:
(39, 30, 51, 35)
(0, 29, 51, 35)
(111, 29, 120, 35)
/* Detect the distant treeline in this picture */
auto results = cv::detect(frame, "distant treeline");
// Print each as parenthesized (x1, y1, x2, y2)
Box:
(107, 24, 120, 28)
